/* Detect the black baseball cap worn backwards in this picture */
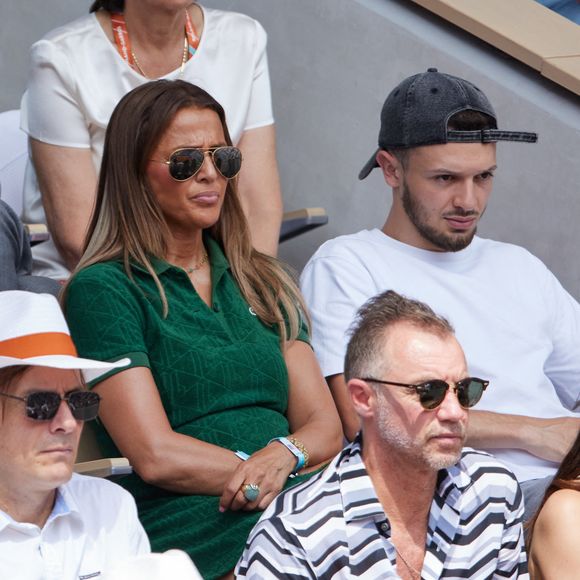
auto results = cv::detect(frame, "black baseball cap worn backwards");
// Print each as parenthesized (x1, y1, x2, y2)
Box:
(359, 68, 538, 180)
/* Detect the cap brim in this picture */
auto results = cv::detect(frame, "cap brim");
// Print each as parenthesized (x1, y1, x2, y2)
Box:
(0, 354, 130, 383)
(358, 149, 380, 180)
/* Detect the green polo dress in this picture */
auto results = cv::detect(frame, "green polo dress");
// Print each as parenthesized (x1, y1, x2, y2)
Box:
(65, 236, 313, 579)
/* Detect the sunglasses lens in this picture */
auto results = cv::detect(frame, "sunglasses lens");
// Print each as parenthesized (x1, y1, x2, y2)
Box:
(213, 147, 242, 179)
(418, 381, 448, 410)
(457, 378, 486, 408)
(25, 391, 100, 421)
(169, 149, 204, 181)
(26, 392, 61, 420)
(68, 391, 101, 421)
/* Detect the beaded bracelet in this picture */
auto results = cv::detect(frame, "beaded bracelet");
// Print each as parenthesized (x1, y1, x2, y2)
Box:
(288, 437, 310, 468)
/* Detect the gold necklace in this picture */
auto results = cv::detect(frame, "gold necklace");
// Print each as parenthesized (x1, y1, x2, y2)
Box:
(131, 34, 188, 79)
(394, 546, 422, 579)
(185, 252, 208, 274)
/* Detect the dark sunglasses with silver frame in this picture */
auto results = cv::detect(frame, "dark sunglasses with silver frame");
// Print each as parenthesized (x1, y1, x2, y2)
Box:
(360, 376, 489, 410)
(0, 390, 101, 421)
(152, 146, 242, 181)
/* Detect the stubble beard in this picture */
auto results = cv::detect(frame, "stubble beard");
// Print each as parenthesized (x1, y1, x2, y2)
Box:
(401, 180, 477, 252)
(374, 393, 464, 472)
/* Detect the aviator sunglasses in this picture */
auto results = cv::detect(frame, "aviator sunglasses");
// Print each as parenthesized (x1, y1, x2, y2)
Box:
(152, 146, 242, 181)
(0, 390, 101, 421)
(360, 377, 489, 410)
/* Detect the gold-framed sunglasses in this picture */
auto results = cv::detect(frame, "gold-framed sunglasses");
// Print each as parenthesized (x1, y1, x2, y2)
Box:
(151, 146, 242, 181)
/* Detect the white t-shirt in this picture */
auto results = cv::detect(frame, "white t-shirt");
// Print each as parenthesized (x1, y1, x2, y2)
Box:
(0, 473, 150, 580)
(20, 6, 274, 279)
(300, 229, 580, 483)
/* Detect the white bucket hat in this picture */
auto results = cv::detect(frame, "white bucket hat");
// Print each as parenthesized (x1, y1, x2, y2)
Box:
(0, 291, 129, 380)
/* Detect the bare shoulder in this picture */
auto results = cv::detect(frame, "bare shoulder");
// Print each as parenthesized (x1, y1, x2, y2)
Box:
(530, 488, 580, 578)
(536, 488, 580, 531)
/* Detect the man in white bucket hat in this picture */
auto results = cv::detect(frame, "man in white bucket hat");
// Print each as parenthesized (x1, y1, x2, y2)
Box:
(0, 290, 150, 579)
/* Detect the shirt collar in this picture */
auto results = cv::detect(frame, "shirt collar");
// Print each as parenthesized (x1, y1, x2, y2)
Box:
(0, 479, 81, 533)
(130, 232, 231, 279)
(205, 234, 230, 286)
(53, 477, 81, 519)
(435, 449, 476, 506)
(339, 436, 387, 524)
(339, 436, 475, 524)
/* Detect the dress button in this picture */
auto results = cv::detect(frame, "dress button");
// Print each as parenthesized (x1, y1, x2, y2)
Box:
(213, 303, 220, 312)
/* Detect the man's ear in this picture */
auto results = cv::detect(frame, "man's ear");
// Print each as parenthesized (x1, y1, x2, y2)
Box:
(377, 150, 403, 189)
(348, 378, 375, 420)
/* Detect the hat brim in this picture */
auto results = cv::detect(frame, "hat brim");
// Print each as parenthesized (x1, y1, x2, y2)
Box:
(358, 148, 380, 180)
(0, 354, 130, 383)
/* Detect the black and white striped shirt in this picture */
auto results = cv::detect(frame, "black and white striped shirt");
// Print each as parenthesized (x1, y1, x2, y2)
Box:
(236, 439, 528, 579)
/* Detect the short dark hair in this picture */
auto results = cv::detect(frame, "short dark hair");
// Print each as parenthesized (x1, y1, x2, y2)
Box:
(90, 0, 124, 13)
(344, 290, 454, 382)
(388, 148, 410, 169)
(0, 366, 30, 420)
(0, 366, 30, 395)
(447, 109, 496, 132)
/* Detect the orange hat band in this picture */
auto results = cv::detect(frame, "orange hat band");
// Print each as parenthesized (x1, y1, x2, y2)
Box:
(0, 332, 78, 359)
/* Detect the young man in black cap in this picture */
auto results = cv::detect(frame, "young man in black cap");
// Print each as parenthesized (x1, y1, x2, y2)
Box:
(301, 68, 580, 520)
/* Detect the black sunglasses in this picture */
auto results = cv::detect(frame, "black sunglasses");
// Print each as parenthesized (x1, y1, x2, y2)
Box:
(0, 390, 101, 421)
(360, 377, 489, 410)
(152, 146, 242, 181)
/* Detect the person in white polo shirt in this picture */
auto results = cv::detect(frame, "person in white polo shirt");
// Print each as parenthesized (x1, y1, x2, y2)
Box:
(0, 290, 149, 580)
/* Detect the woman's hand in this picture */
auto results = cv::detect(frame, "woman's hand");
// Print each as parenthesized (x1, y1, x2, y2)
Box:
(219, 441, 297, 512)
(219, 340, 344, 513)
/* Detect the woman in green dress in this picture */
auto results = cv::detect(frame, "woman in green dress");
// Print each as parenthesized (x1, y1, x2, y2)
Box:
(63, 80, 342, 579)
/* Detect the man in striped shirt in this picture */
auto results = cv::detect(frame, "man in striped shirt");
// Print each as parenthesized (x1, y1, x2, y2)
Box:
(237, 291, 528, 579)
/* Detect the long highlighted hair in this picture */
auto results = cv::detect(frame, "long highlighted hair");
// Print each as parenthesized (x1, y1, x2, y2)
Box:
(64, 80, 308, 343)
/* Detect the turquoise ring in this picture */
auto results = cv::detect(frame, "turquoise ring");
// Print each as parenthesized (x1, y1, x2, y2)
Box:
(242, 483, 260, 502)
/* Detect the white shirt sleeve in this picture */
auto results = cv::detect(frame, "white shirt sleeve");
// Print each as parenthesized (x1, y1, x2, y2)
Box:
(542, 264, 580, 411)
(243, 19, 274, 132)
(21, 38, 92, 148)
(301, 252, 376, 378)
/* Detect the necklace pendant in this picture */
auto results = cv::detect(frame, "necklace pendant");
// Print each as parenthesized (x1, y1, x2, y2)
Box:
(185, 252, 209, 274)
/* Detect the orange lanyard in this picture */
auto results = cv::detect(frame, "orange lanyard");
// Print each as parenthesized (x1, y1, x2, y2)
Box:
(111, 11, 199, 72)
